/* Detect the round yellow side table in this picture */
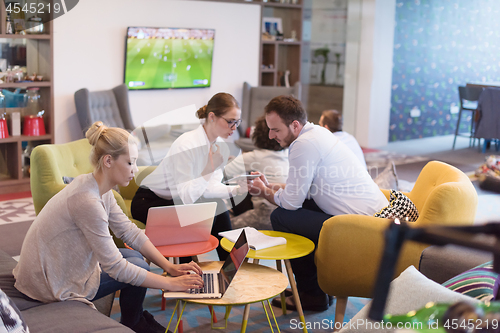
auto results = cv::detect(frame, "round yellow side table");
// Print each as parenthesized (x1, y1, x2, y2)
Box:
(221, 230, 315, 333)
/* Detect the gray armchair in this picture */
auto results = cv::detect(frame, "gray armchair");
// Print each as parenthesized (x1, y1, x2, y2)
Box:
(74, 84, 135, 135)
(240, 81, 302, 136)
(236, 81, 301, 151)
(74, 86, 194, 167)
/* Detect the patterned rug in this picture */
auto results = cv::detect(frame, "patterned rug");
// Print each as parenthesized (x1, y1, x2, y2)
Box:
(0, 198, 36, 257)
(0, 198, 36, 224)
(364, 150, 429, 169)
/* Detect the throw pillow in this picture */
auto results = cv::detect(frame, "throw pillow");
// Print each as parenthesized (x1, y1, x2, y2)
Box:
(478, 174, 500, 194)
(62, 176, 74, 184)
(373, 161, 399, 190)
(0, 288, 30, 332)
(374, 190, 419, 222)
(474, 155, 500, 179)
(339, 266, 480, 333)
(442, 261, 497, 302)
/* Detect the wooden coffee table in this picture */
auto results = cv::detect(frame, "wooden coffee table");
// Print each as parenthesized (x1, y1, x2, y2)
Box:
(221, 230, 315, 333)
(165, 261, 288, 333)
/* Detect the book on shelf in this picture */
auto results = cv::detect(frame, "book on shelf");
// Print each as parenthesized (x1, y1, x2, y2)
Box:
(219, 227, 287, 250)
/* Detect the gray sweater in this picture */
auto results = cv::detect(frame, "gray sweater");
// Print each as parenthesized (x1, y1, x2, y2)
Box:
(13, 173, 148, 307)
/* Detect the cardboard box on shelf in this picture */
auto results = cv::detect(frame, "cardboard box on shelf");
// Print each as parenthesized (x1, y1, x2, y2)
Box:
(10, 111, 21, 136)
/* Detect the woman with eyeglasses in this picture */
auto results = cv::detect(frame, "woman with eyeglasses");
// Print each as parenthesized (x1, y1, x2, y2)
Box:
(131, 93, 242, 260)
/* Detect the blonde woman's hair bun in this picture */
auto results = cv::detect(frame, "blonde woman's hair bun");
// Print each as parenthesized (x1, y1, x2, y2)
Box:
(85, 121, 108, 146)
(85, 121, 134, 171)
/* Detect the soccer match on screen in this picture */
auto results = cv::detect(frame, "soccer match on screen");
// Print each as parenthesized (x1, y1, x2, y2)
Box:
(124, 27, 215, 90)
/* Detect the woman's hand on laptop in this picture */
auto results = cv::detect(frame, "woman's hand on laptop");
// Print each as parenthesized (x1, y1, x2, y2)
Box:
(167, 274, 204, 291)
(168, 260, 203, 277)
(165, 261, 204, 291)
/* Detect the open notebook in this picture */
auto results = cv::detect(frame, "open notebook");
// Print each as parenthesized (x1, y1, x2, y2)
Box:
(163, 229, 250, 299)
(219, 227, 287, 250)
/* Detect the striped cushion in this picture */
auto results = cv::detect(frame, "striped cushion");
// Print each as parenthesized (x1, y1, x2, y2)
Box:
(442, 261, 497, 302)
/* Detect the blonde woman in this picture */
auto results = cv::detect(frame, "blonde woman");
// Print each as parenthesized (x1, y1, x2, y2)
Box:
(14, 121, 203, 333)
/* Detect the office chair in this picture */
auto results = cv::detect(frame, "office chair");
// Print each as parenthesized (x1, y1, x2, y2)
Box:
(452, 86, 483, 149)
(74, 84, 174, 166)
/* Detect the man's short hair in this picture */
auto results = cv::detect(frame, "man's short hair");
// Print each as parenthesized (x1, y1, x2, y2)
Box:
(264, 95, 307, 126)
(321, 110, 342, 132)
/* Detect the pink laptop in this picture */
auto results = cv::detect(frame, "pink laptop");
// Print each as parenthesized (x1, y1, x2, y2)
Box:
(145, 202, 217, 246)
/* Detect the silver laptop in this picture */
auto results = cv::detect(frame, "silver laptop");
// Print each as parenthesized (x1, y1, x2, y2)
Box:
(163, 229, 250, 299)
(145, 202, 217, 246)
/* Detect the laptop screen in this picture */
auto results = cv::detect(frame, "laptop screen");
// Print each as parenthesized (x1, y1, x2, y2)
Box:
(220, 230, 249, 287)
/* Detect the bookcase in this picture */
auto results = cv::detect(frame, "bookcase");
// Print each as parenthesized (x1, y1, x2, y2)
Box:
(198, 0, 303, 87)
(0, 2, 53, 194)
(259, 1, 303, 87)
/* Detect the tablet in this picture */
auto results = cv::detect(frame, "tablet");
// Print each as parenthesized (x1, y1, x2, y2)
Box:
(225, 174, 261, 184)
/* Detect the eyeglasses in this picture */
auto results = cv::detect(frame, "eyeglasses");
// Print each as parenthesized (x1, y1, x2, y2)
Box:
(219, 116, 242, 129)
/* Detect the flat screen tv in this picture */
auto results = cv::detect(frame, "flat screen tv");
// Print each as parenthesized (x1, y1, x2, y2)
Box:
(124, 27, 215, 90)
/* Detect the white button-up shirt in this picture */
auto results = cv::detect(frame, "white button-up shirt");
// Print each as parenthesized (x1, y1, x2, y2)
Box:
(274, 122, 388, 216)
(140, 125, 236, 204)
(333, 131, 367, 169)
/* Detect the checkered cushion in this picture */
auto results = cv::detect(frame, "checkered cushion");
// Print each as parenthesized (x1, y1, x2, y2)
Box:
(374, 190, 419, 222)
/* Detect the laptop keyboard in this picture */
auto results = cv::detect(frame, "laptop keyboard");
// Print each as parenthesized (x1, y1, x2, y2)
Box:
(189, 273, 214, 294)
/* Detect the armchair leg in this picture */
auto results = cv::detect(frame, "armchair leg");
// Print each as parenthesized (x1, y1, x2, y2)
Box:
(334, 297, 348, 332)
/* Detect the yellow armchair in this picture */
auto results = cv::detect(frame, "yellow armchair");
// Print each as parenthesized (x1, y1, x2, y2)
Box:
(30, 139, 147, 247)
(315, 161, 478, 327)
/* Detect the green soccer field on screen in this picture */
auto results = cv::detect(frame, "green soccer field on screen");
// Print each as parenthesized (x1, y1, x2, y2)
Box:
(124, 27, 214, 90)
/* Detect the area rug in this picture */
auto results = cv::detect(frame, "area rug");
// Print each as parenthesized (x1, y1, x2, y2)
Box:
(0, 198, 36, 256)
(364, 150, 429, 169)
